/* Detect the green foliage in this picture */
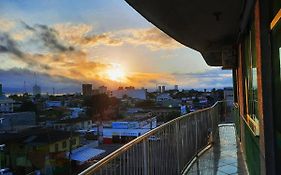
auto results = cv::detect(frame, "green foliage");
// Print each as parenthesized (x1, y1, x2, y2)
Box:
(135, 100, 155, 108)
(156, 111, 181, 123)
(9, 94, 30, 102)
(172, 91, 186, 99)
(109, 97, 120, 106)
(84, 94, 110, 119)
(147, 92, 156, 99)
(19, 100, 37, 112)
(192, 97, 200, 104)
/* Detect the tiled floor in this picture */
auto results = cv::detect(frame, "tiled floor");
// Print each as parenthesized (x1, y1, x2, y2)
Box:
(185, 124, 248, 175)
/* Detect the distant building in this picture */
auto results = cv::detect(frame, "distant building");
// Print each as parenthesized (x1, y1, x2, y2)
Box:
(158, 86, 161, 92)
(125, 86, 135, 90)
(92, 89, 99, 95)
(161, 86, 166, 93)
(0, 97, 14, 113)
(0, 84, 14, 113)
(174, 85, 179, 90)
(33, 84, 41, 96)
(53, 117, 93, 131)
(112, 89, 146, 100)
(69, 108, 85, 118)
(82, 84, 92, 96)
(0, 112, 36, 131)
(98, 86, 107, 94)
(102, 117, 157, 144)
(156, 93, 173, 102)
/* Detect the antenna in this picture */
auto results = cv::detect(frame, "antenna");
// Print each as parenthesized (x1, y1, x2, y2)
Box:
(33, 72, 38, 86)
(24, 81, 26, 93)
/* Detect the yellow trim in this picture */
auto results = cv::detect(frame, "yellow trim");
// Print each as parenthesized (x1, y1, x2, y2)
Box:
(271, 8, 281, 30)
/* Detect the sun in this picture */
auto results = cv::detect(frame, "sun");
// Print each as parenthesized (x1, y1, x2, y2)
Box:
(107, 64, 126, 82)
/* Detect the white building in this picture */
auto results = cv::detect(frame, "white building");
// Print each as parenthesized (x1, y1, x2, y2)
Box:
(156, 93, 173, 102)
(0, 84, 14, 113)
(112, 89, 146, 100)
(103, 118, 157, 144)
(0, 96, 14, 113)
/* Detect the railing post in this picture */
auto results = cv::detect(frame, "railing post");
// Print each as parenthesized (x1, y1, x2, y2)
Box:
(143, 141, 148, 175)
(175, 121, 181, 174)
(195, 115, 198, 155)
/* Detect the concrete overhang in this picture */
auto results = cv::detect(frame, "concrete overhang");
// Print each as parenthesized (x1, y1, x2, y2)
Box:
(125, 0, 243, 68)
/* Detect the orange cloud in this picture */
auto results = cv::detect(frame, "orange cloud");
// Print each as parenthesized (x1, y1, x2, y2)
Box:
(124, 72, 176, 87)
(53, 23, 122, 47)
(117, 27, 183, 50)
(53, 23, 182, 50)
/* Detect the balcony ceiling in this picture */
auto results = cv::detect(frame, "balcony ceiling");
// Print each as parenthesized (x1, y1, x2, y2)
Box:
(125, 0, 243, 67)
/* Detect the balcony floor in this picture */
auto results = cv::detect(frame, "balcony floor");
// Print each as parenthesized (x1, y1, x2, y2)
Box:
(185, 124, 248, 175)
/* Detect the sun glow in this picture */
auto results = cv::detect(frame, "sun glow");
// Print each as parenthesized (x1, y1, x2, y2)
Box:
(107, 64, 126, 82)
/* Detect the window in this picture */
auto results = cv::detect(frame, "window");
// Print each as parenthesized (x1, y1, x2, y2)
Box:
(243, 22, 259, 121)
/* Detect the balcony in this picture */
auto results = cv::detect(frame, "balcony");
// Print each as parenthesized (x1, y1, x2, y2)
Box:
(184, 124, 247, 175)
(78, 101, 246, 175)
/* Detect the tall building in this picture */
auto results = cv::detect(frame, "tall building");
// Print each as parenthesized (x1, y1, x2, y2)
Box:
(174, 85, 178, 90)
(82, 84, 92, 96)
(158, 86, 161, 92)
(161, 86, 165, 93)
(32, 84, 41, 96)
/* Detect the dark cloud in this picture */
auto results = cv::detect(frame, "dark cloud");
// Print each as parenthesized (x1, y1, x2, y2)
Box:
(0, 33, 54, 71)
(0, 45, 9, 52)
(0, 33, 24, 57)
(0, 68, 82, 93)
(35, 24, 74, 52)
(20, 21, 35, 31)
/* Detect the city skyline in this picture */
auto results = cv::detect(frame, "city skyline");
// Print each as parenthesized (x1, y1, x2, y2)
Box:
(0, 0, 232, 93)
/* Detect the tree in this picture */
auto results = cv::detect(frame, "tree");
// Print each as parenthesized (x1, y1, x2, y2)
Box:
(192, 97, 200, 104)
(109, 97, 119, 106)
(135, 100, 155, 108)
(84, 94, 110, 120)
(156, 111, 181, 123)
(20, 100, 37, 112)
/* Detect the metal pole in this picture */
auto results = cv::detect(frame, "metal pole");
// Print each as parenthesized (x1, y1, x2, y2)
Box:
(142, 141, 148, 175)
(175, 122, 181, 174)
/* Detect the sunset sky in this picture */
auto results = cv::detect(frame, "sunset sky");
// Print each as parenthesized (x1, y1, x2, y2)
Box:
(0, 0, 232, 93)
